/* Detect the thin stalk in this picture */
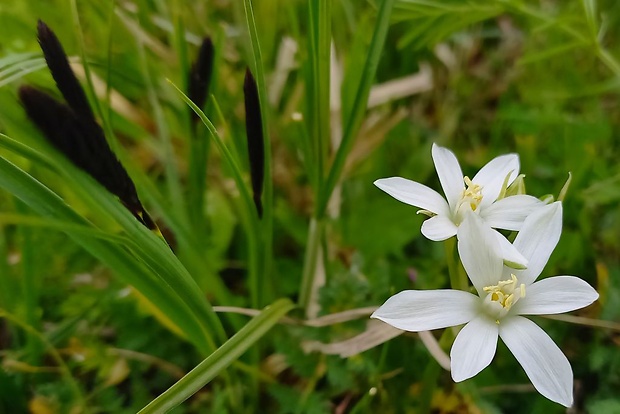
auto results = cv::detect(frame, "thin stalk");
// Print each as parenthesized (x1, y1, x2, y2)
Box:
(298, 217, 324, 316)
(0, 153, 215, 354)
(307, 0, 332, 200)
(169, 83, 263, 310)
(418, 238, 466, 412)
(16, 201, 42, 362)
(135, 27, 187, 227)
(103, 0, 119, 153)
(243, 0, 275, 306)
(173, 1, 209, 236)
(138, 298, 295, 413)
(69, 0, 114, 141)
(444, 237, 468, 291)
(316, 0, 395, 218)
(418, 328, 455, 413)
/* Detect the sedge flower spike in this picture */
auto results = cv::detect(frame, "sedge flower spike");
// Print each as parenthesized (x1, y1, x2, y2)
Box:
(371, 202, 598, 407)
(374, 143, 544, 267)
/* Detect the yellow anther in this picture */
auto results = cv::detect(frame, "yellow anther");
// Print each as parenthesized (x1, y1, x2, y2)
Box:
(482, 274, 526, 321)
(454, 176, 484, 224)
(462, 176, 483, 211)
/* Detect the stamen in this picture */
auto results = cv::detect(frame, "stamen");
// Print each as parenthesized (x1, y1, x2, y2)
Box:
(454, 176, 484, 224)
(482, 274, 526, 322)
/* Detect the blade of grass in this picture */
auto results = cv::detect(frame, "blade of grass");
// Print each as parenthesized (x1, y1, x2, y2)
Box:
(316, 0, 395, 218)
(168, 82, 263, 309)
(138, 298, 295, 414)
(243, 0, 274, 306)
(0, 59, 50, 88)
(103, 0, 120, 154)
(307, 0, 332, 201)
(126, 159, 233, 305)
(0, 212, 132, 243)
(134, 34, 187, 227)
(298, 217, 325, 315)
(68, 0, 115, 144)
(15, 201, 43, 363)
(62, 161, 227, 347)
(0, 146, 216, 354)
(1, 131, 225, 341)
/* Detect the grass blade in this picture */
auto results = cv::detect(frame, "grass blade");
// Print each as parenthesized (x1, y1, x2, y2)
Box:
(244, 69, 264, 218)
(0, 153, 214, 353)
(317, 0, 395, 218)
(243, 0, 275, 305)
(138, 298, 295, 413)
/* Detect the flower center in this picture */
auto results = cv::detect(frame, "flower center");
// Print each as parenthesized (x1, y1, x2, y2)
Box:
(482, 274, 526, 323)
(454, 176, 483, 224)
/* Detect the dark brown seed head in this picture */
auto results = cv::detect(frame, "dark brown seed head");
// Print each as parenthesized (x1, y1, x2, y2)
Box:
(188, 37, 214, 124)
(243, 68, 264, 218)
(21, 21, 154, 231)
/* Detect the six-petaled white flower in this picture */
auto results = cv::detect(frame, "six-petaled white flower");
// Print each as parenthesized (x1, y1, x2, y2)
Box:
(374, 143, 544, 267)
(371, 202, 598, 407)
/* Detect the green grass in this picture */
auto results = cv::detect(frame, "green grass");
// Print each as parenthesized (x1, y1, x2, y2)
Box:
(0, 0, 618, 412)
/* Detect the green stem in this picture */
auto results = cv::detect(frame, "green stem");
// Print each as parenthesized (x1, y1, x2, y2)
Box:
(136, 33, 187, 226)
(16, 201, 42, 363)
(307, 0, 332, 200)
(418, 328, 456, 413)
(243, 0, 275, 306)
(298, 217, 324, 316)
(138, 298, 295, 414)
(418, 238, 468, 412)
(316, 0, 394, 218)
(444, 237, 468, 291)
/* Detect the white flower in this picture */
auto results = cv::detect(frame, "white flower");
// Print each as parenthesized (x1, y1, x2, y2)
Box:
(374, 143, 544, 267)
(371, 202, 598, 407)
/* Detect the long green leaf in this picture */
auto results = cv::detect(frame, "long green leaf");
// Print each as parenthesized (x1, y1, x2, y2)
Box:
(243, 0, 275, 307)
(307, 0, 332, 199)
(317, 0, 394, 218)
(0, 132, 225, 348)
(0, 154, 213, 353)
(138, 298, 295, 413)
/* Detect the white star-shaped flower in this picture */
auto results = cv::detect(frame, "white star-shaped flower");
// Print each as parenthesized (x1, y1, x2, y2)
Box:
(374, 143, 544, 267)
(371, 202, 598, 407)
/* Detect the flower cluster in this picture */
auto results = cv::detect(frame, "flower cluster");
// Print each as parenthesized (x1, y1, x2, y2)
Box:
(372, 144, 598, 407)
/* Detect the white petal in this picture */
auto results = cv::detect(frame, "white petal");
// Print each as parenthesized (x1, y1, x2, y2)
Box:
(374, 177, 450, 216)
(371, 290, 479, 332)
(499, 316, 573, 407)
(513, 202, 563, 285)
(457, 213, 504, 294)
(494, 230, 528, 270)
(450, 316, 498, 382)
(421, 215, 458, 241)
(431, 143, 464, 212)
(472, 153, 520, 209)
(513, 276, 599, 315)
(481, 195, 545, 231)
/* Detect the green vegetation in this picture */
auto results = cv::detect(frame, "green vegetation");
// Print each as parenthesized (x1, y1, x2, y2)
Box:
(0, 0, 618, 412)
